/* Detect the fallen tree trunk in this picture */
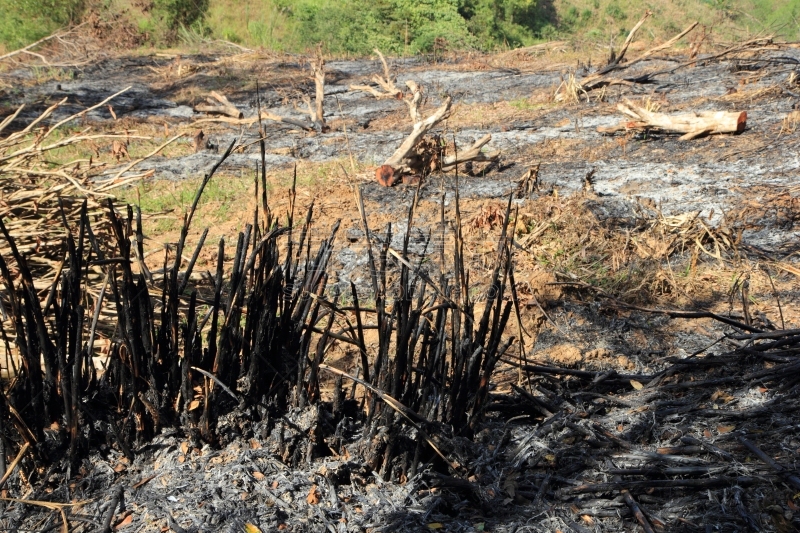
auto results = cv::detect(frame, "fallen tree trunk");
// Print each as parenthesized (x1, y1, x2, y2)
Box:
(598, 100, 747, 140)
(194, 91, 243, 119)
(191, 110, 314, 131)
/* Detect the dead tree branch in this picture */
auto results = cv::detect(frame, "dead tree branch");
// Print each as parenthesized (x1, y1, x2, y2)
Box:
(350, 49, 404, 99)
(194, 91, 243, 119)
(384, 82, 452, 171)
(0, 23, 88, 64)
(441, 133, 500, 171)
(558, 14, 699, 100)
(299, 53, 327, 131)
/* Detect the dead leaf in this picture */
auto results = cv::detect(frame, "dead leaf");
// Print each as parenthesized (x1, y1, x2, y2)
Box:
(581, 515, 594, 525)
(428, 523, 444, 530)
(306, 484, 321, 505)
(188, 399, 201, 411)
(180, 442, 189, 454)
(114, 463, 127, 473)
(630, 380, 644, 390)
(710, 389, 734, 403)
(704, 429, 712, 438)
(114, 513, 133, 530)
(244, 524, 263, 533)
(249, 439, 261, 449)
(717, 424, 736, 434)
(252, 471, 265, 481)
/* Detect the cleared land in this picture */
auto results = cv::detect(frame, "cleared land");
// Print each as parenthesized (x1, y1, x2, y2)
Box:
(1, 27, 800, 533)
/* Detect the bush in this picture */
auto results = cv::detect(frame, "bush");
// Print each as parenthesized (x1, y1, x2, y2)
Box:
(0, 0, 84, 50)
(604, 2, 626, 20)
(152, 0, 210, 36)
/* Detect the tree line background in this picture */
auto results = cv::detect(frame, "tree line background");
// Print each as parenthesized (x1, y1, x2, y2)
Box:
(0, 0, 798, 55)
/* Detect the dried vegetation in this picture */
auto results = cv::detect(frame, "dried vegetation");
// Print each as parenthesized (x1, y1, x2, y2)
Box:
(1, 22, 800, 533)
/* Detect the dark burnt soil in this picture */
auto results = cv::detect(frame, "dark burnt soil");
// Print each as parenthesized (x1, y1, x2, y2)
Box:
(2, 46, 800, 533)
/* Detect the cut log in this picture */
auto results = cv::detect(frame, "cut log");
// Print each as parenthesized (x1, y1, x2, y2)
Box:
(376, 165, 399, 187)
(194, 91, 243, 119)
(598, 100, 747, 140)
(441, 134, 500, 171)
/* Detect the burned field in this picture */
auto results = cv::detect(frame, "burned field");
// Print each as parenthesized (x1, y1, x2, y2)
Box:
(1, 22, 800, 533)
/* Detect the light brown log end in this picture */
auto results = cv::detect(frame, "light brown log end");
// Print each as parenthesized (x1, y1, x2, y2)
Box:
(376, 165, 398, 187)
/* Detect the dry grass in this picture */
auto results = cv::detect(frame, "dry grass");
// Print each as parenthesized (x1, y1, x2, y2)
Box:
(461, 193, 796, 325)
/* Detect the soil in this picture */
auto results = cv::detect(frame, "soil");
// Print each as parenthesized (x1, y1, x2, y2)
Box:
(2, 41, 800, 533)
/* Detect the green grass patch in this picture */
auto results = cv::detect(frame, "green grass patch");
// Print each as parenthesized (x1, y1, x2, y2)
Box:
(119, 171, 253, 233)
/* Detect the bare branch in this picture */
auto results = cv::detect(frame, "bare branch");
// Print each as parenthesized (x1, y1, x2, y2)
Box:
(384, 94, 452, 170)
(441, 133, 500, 171)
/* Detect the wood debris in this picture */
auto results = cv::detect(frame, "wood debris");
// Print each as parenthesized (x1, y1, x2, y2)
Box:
(350, 49, 404, 99)
(194, 91, 244, 119)
(599, 99, 747, 140)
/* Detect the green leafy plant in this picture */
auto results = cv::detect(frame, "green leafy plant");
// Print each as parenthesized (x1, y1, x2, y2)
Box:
(0, 0, 83, 49)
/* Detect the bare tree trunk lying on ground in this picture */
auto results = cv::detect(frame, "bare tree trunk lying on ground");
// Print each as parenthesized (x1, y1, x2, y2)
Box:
(598, 100, 747, 140)
(192, 110, 314, 131)
(194, 91, 243, 119)
(259, 111, 315, 132)
(350, 49, 403, 99)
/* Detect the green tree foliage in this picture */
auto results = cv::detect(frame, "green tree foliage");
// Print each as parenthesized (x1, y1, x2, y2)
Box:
(460, 0, 540, 49)
(153, 0, 211, 32)
(0, 0, 84, 49)
(273, 0, 544, 54)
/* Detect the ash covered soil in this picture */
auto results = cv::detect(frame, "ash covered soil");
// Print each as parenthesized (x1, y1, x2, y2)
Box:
(2, 43, 800, 533)
(4, 46, 800, 234)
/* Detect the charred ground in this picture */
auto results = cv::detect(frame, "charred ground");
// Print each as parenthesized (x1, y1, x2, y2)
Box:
(0, 32, 800, 533)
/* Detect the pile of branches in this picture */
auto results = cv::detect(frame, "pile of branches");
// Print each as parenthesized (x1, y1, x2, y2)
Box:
(557, 10, 776, 103)
(0, 88, 147, 276)
(0, 138, 519, 502)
